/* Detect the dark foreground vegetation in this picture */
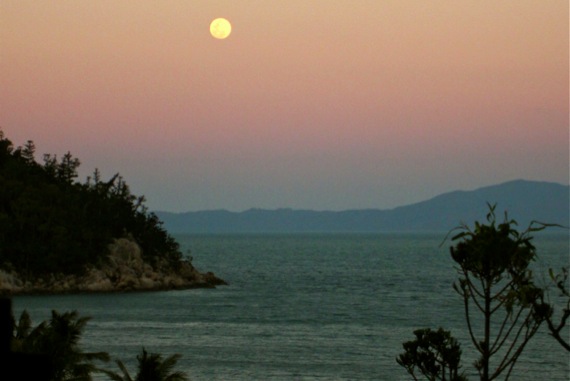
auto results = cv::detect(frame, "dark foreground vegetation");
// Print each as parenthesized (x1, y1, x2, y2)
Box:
(0, 298, 188, 380)
(0, 130, 186, 281)
(398, 205, 569, 380)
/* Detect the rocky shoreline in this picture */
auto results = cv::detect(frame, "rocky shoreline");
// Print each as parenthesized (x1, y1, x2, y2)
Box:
(0, 237, 226, 295)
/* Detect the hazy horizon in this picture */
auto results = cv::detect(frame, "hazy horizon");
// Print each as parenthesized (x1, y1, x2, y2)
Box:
(2, 1, 568, 212)
(154, 179, 569, 213)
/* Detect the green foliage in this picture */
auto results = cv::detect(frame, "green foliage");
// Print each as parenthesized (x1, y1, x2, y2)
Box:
(0, 130, 182, 278)
(397, 328, 467, 381)
(11, 309, 110, 381)
(448, 204, 548, 380)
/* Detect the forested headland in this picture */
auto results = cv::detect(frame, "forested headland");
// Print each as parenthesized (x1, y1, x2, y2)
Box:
(0, 130, 224, 293)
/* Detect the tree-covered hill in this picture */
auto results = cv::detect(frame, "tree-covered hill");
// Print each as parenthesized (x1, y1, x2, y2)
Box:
(0, 130, 219, 289)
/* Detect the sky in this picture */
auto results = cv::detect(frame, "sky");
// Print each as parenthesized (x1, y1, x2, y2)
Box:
(1, 1, 568, 212)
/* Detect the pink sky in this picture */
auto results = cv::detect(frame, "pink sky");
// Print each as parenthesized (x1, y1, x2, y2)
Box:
(1, 1, 568, 211)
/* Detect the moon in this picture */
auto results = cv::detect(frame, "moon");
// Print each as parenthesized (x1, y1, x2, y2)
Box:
(210, 18, 232, 39)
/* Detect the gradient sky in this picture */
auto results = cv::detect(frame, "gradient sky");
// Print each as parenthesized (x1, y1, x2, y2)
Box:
(1, 1, 568, 212)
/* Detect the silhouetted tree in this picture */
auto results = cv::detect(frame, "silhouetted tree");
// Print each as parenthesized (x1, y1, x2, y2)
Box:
(21, 140, 36, 163)
(56, 152, 80, 183)
(536, 267, 570, 351)
(448, 204, 548, 380)
(103, 347, 188, 381)
(397, 205, 556, 380)
(11, 310, 110, 381)
(397, 328, 467, 381)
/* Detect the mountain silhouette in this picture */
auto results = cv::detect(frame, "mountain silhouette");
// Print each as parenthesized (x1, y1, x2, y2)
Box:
(155, 180, 569, 233)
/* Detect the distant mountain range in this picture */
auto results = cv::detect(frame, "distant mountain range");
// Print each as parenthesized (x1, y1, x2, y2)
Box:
(155, 180, 569, 233)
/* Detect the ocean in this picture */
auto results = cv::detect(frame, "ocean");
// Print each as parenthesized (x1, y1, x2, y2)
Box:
(12, 233, 569, 380)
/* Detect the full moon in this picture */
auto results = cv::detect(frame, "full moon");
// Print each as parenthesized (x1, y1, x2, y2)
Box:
(210, 18, 232, 39)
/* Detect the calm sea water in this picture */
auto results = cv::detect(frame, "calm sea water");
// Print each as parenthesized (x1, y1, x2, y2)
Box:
(12, 233, 570, 380)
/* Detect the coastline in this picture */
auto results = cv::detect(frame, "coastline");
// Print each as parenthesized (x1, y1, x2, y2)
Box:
(0, 271, 227, 296)
(0, 237, 226, 296)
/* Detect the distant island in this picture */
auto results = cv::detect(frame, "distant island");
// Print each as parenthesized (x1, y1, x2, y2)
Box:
(155, 180, 569, 233)
(0, 131, 225, 295)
